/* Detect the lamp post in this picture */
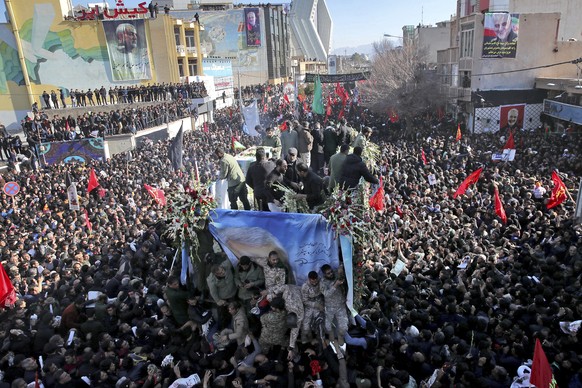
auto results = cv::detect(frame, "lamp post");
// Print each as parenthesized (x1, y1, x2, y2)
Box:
(383, 34, 403, 39)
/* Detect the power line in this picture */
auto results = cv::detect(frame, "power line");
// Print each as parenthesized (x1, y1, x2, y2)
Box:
(470, 57, 582, 77)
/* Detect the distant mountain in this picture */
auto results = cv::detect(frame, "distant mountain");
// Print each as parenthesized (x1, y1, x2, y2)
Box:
(331, 43, 374, 56)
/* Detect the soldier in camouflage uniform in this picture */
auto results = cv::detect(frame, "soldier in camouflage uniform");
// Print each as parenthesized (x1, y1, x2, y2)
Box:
(252, 251, 288, 291)
(258, 296, 288, 354)
(301, 271, 324, 343)
(320, 264, 349, 346)
(265, 284, 304, 358)
(234, 255, 265, 310)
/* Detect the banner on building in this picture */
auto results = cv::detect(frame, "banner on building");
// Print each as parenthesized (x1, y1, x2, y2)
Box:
(328, 55, 337, 75)
(102, 19, 152, 81)
(499, 104, 525, 134)
(244, 8, 261, 47)
(202, 59, 234, 91)
(37, 138, 105, 165)
(544, 99, 582, 125)
(482, 13, 519, 58)
(209, 209, 340, 285)
(305, 72, 369, 83)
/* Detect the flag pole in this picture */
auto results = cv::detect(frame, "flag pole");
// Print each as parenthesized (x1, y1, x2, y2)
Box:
(556, 170, 576, 204)
(169, 247, 179, 274)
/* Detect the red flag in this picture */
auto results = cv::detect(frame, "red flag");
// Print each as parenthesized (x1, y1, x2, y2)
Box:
(303, 101, 309, 112)
(263, 103, 268, 113)
(83, 208, 92, 233)
(297, 94, 305, 103)
(503, 131, 515, 149)
(203, 122, 209, 133)
(280, 121, 288, 131)
(369, 177, 385, 211)
(144, 184, 166, 206)
(530, 338, 558, 388)
(547, 170, 568, 209)
(421, 149, 427, 165)
(283, 94, 290, 104)
(395, 205, 403, 217)
(65, 119, 70, 131)
(389, 109, 399, 123)
(325, 96, 333, 117)
(456, 123, 462, 142)
(453, 167, 483, 199)
(494, 187, 507, 223)
(0, 264, 17, 307)
(87, 168, 99, 193)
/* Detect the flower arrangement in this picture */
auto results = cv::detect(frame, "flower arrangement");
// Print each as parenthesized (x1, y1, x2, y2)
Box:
(318, 184, 375, 244)
(319, 182, 381, 309)
(164, 181, 217, 262)
(272, 182, 310, 214)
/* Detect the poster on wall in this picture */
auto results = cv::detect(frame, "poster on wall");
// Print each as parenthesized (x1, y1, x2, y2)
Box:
(499, 104, 525, 136)
(102, 20, 152, 81)
(202, 59, 234, 91)
(482, 13, 519, 58)
(328, 55, 337, 75)
(244, 8, 261, 47)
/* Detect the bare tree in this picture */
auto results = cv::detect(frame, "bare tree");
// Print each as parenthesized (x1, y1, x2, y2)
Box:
(361, 40, 445, 119)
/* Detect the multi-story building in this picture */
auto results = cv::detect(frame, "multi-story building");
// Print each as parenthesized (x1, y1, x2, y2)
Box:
(169, 2, 291, 86)
(288, 0, 332, 62)
(0, 0, 204, 131)
(437, 0, 582, 133)
(403, 22, 452, 67)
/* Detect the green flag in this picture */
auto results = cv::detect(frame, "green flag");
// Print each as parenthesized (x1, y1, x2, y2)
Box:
(311, 75, 324, 114)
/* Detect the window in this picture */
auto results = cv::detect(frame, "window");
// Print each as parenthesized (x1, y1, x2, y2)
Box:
(188, 61, 197, 76)
(185, 31, 195, 48)
(178, 59, 184, 77)
(460, 23, 474, 58)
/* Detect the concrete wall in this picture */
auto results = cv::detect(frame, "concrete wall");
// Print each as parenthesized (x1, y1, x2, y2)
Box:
(417, 24, 451, 65)
(511, 0, 582, 41)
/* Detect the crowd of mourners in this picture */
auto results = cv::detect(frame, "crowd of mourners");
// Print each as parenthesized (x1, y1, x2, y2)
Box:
(37, 82, 207, 111)
(0, 84, 581, 388)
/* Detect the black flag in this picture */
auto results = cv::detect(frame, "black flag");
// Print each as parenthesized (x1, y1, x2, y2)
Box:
(168, 122, 184, 170)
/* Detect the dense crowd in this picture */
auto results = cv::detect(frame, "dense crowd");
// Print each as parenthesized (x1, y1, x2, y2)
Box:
(0, 89, 581, 388)
(37, 82, 207, 111)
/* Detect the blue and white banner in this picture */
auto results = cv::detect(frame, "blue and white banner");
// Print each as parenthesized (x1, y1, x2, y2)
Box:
(209, 209, 339, 285)
(340, 234, 355, 314)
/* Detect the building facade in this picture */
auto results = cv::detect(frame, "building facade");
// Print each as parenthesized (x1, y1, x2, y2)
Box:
(0, 0, 203, 131)
(288, 0, 332, 62)
(437, 0, 582, 133)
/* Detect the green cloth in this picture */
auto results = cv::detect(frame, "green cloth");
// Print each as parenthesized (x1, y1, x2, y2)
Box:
(312, 75, 324, 115)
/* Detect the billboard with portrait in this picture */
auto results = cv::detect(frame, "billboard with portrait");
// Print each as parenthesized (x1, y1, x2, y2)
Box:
(482, 13, 519, 58)
(244, 8, 261, 47)
(102, 20, 152, 81)
(499, 104, 525, 135)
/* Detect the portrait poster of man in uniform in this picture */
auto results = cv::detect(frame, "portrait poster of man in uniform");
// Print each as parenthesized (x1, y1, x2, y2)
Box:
(103, 20, 152, 81)
(482, 13, 519, 58)
(244, 8, 261, 47)
(498, 104, 525, 137)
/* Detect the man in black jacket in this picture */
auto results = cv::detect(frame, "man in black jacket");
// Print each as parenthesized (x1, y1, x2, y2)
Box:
(245, 147, 275, 211)
(338, 146, 378, 189)
(296, 162, 325, 209)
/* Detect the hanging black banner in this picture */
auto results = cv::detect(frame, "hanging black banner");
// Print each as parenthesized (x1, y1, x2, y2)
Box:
(305, 72, 369, 83)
